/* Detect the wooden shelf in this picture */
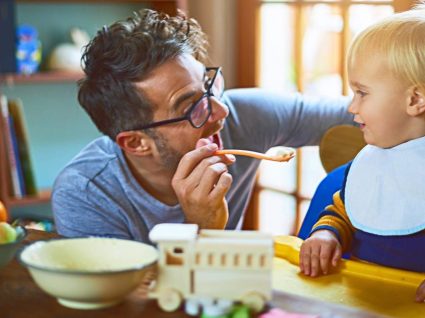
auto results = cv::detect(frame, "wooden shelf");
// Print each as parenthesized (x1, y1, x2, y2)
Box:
(0, 71, 84, 85)
(9, 190, 51, 207)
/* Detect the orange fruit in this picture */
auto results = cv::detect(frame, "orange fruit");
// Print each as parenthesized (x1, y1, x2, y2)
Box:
(0, 201, 7, 222)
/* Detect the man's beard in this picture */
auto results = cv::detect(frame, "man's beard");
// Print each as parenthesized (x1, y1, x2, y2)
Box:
(150, 130, 183, 171)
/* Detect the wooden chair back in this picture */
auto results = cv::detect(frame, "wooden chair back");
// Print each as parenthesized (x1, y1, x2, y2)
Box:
(319, 125, 366, 173)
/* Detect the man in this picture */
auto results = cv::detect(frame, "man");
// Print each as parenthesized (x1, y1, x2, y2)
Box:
(52, 9, 353, 243)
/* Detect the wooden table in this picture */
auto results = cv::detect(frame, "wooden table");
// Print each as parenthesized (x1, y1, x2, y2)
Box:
(0, 230, 384, 318)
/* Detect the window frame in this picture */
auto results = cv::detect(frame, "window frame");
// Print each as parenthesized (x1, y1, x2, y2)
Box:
(238, 0, 415, 232)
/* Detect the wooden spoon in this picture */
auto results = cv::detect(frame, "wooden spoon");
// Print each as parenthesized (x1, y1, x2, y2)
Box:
(215, 147, 295, 162)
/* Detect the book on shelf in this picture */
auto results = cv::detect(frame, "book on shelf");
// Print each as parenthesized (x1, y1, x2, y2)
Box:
(8, 98, 37, 196)
(0, 95, 38, 198)
(0, 95, 24, 198)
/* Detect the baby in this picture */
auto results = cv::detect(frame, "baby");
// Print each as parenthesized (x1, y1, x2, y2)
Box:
(299, 4, 425, 302)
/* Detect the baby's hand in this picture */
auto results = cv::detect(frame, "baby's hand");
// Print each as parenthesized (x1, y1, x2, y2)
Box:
(416, 280, 425, 303)
(299, 230, 342, 277)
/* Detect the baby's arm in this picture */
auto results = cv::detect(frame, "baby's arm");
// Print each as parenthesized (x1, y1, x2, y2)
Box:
(416, 280, 425, 302)
(299, 190, 355, 277)
(300, 229, 342, 277)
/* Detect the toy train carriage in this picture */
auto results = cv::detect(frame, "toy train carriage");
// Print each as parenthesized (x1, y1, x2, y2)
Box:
(148, 223, 274, 312)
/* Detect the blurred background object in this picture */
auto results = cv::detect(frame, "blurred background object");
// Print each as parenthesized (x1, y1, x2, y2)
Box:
(0, 200, 7, 222)
(0, 224, 27, 268)
(0, 0, 17, 74)
(16, 24, 42, 75)
(48, 27, 89, 72)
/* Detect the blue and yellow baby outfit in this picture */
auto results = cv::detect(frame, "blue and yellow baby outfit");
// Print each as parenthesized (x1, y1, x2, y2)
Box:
(311, 136, 425, 272)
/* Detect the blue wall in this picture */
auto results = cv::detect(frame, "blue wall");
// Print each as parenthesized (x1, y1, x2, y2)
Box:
(3, 3, 146, 190)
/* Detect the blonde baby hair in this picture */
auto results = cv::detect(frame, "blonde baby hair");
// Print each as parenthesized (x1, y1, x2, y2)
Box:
(347, 4, 425, 92)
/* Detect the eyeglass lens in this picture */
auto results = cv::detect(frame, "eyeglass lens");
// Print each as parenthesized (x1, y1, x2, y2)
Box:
(206, 68, 225, 98)
(188, 69, 224, 128)
(190, 96, 210, 127)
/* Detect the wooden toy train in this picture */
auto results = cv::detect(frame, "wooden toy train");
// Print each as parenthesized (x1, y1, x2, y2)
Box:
(147, 223, 274, 313)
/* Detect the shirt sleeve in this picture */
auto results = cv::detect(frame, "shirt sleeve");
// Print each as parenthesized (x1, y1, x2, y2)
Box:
(52, 173, 132, 240)
(224, 88, 354, 151)
(310, 190, 356, 251)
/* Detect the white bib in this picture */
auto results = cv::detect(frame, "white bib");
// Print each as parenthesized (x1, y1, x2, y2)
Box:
(345, 136, 425, 236)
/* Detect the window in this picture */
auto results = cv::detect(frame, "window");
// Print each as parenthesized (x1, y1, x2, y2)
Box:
(238, 0, 413, 235)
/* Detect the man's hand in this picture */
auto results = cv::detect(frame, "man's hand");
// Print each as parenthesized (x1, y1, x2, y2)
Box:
(299, 229, 342, 277)
(172, 140, 235, 230)
(416, 280, 425, 303)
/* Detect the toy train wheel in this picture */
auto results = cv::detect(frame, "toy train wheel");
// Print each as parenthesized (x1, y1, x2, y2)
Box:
(241, 292, 265, 312)
(157, 288, 182, 312)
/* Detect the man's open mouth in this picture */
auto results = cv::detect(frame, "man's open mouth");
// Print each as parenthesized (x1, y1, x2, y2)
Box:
(208, 133, 223, 149)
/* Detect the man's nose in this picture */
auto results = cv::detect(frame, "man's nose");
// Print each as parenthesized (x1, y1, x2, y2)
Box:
(208, 97, 229, 122)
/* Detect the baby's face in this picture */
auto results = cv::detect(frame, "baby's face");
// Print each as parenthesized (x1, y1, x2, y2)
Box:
(347, 54, 417, 148)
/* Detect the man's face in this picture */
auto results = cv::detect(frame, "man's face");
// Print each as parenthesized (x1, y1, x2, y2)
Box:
(136, 54, 229, 170)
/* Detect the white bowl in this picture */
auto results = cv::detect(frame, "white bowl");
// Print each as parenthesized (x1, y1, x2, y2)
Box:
(19, 237, 158, 310)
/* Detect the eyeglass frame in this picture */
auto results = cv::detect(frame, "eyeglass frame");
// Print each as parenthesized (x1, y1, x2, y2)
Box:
(130, 67, 223, 131)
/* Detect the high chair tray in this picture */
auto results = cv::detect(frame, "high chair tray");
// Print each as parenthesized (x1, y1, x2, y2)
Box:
(273, 236, 425, 318)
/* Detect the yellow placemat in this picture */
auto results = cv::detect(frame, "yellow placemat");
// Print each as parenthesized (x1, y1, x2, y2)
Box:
(273, 236, 425, 318)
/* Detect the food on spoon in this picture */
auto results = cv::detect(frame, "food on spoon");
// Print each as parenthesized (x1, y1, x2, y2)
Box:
(269, 146, 296, 158)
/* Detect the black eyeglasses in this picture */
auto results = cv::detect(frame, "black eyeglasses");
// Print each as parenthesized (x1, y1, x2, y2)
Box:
(133, 67, 225, 131)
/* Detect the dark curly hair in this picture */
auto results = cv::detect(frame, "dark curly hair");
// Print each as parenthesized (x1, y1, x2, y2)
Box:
(78, 9, 209, 140)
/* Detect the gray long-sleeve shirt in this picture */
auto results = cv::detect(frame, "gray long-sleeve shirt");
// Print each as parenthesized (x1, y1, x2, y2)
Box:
(52, 88, 353, 243)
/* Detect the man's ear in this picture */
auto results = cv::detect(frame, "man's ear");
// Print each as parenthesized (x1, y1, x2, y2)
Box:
(407, 87, 425, 116)
(115, 131, 153, 157)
